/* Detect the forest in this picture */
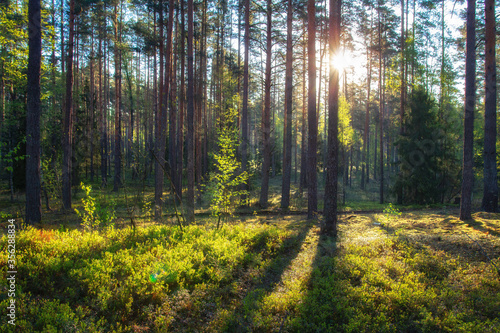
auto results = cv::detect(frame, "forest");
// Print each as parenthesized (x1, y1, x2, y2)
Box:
(0, 0, 499, 331)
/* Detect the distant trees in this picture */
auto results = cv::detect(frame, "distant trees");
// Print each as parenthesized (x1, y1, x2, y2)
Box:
(395, 87, 458, 204)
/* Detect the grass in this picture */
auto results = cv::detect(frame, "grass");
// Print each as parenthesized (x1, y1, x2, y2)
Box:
(1, 207, 499, 332)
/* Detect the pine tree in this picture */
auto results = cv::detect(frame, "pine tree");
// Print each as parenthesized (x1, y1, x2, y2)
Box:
(26, 0, 42, 224)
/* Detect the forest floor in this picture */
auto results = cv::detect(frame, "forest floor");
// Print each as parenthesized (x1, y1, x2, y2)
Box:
(1, 192, 500, 332)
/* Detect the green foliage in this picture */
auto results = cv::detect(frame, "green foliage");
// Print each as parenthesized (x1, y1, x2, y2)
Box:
(0, 223, 288, 332)
(383, 203, 402, 223)
(74, 182, 116, 231)
(208, 94, 248, 227)
(394, 87, 460, 204)
(339, 95, 354, 149)
(41, 157, 61, 203)
(0, 3, 28, 86)
(1, 213, 499, 332)
(0, 137, 26, 173)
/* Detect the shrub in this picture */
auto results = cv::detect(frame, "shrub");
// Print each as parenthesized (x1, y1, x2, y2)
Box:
(74, 183, 116, 231)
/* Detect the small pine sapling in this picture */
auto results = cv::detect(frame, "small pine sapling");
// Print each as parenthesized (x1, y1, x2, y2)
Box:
(209, 95, 248, 229)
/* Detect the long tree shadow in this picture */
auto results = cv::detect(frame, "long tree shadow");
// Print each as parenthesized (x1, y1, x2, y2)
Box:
(288, 213, 500, 332)
(283, 226, 350, 331)
(369, 213, 500, 263)
(462, 216, 500, 237)
(220, 220, 315, 332)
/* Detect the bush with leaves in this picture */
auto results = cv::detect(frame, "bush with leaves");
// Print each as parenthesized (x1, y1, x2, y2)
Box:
(75, 182, 116, 231)
(208, 95, 248, 228)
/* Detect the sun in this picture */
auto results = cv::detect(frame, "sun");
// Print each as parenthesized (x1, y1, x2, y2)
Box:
(330, 50, 355, 73)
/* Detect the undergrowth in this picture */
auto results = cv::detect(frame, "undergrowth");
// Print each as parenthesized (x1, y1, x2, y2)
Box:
(0, 223, 289, 332)
(1, 212, 499, 332)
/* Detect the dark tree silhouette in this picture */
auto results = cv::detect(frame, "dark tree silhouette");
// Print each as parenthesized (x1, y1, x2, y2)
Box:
(323, 0, 341, 236)
(281, 0, 293, 209)
(62, 0, 75, 210)
(481, 0, 498, 212)
(460, 0, 476, 221)
(259, 0, 272, 208)
(307, 0, 317, 219)
(186, 0, 195, 223)
(26, 0, 42, 224)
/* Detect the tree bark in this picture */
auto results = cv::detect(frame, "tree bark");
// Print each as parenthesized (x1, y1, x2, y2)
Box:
(177, 0, 186, 200)
(26, 0, 42, 224)
(460, 0, 476, 221)
(281, 0, 293, 209)
(90, 27, 95, 183)
(378, 7, 384, 204)
(307, 0, 317, 219)
(113, 3, 122, 192)
(155, 1, 165, 218)
(166, 0, 176, 197)
(99, 4, 107, 187)
(186, 0, 195, 222)
(62, 0, 75, 210)
(323, 0, 340, 236)
(481, 0, 497, 212)
(259, 0, 272, 208)
(362, 41, 371, 190)
(397, 0, 405, 204)
(241, 0, 250, 203)
(299, 31, 307, 193)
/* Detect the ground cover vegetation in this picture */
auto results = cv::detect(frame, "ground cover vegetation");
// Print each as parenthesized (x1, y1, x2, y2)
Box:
(1, 208, 499, 332)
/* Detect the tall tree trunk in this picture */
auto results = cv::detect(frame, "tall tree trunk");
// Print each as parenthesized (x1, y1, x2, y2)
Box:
(378, 9, 384, 204)
(90, 28, 95, 182)
(299, 32, 307, 193)
(60, 0, 65, 74)
(281, 0, 293, 209)
(323, 0, 340, 236)
(241, 0, 250, 203)
(177, 0, 186, 200)
(62, 0, 75, 210)
(259, 0, 272, 208)
(362, 42, 371, 189)
(460, 0, 476, 221)
(166, 0, 175, 196)
(481, 0, 497, 212)
(99, 9, 107, 187)
(113, 3, 122, 192)
(186, 0, 195, 222)
(26, 0, 42, 224)
(379, 48, 384, 204)
(307, 0, 317, 219)
(195, 15, 203, 186)
(397, 0, 405, 204)
(155, 1, 165, 218)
